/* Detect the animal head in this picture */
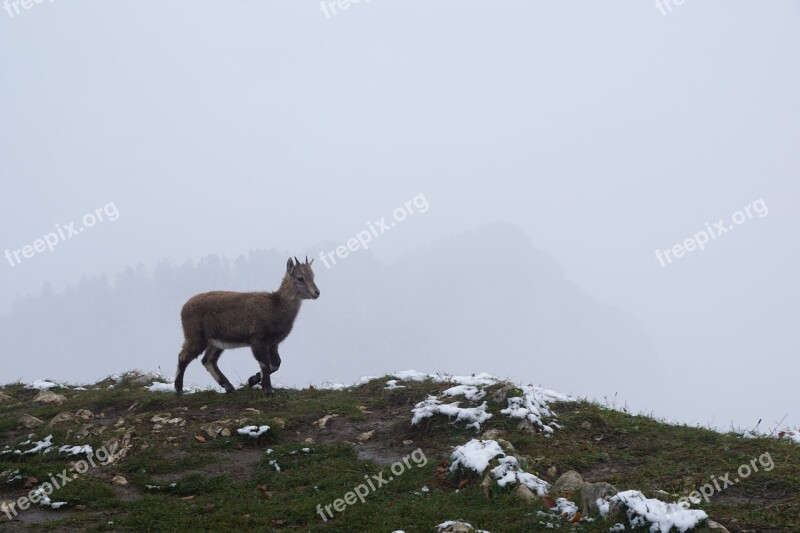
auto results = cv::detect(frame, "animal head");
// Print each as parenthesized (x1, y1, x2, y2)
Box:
(286, 256, 320, 300)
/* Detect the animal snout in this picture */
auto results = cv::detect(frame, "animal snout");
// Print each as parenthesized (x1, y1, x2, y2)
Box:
(313, 289, 321, 298)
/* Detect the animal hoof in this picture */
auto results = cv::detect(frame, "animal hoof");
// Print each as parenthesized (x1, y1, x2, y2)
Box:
(248, 374, 262, 388)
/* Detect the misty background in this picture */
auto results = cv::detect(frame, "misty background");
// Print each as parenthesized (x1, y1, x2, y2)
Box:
(1, 1, 798, 431)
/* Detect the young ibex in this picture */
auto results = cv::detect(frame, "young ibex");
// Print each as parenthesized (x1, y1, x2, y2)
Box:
(174, 257, 320, 396)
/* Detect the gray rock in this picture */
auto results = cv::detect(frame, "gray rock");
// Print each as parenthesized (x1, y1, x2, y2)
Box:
(19, 414, 44, 429)
(550, 470, 584, 496)
(33, 390, 66, 405)
(515, 483, 539, 503)
(49, 412, 76, 426)
(481, 428, 504, 440)
(580, 481, 617, 514)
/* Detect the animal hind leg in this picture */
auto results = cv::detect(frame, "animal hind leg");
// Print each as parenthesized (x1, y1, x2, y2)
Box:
(202, 346, 235, 393)
(175, 339, 206, 394)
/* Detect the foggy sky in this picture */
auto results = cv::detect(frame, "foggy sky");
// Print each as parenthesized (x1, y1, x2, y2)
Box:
(1, 1, 798, 431)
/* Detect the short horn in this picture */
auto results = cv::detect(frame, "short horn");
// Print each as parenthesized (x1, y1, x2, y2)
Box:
(294, 256, 300, 265)
(305, 255, 309, 264)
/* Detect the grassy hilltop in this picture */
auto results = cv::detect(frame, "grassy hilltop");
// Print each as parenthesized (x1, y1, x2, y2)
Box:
(0, 372, 797, 532)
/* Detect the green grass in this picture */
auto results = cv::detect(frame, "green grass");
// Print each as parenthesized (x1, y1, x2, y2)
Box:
(0, 372, 797, 532)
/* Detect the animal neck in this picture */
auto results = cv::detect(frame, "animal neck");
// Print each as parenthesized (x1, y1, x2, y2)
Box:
(275, 278, 303, 313)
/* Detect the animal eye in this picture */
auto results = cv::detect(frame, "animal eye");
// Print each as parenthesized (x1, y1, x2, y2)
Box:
(297, 277, 305, 282)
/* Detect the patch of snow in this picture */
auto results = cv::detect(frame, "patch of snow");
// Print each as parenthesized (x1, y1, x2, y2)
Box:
(500, 385, 570, 434)
(442, 385, 486, 402)
(609, 524, 626, 532)
(20, 435, 54, 455)
(783, 428, 800, 443)
(31, 487, 67, 509)
(317, 382, 346, 390)
(59, 444, 93, 457)
(554, 498, 579, 519)
(449, 439, 505, 474)
(266, 448, 274, 455)
(147, 382, 208, 394)
(605, 490, 708, 533)
(25, 379, 58, 390)
(355, 375, 378, 386)
(393, 370, 430, 381)
(237, 425, 270, 437)
(269, 459, 281, 472)
(4, 469, 21, 484)
(301, 447, 310, 453)
(436, 521, 490, 533)
(490, 456, 549, 496)
(385, 380, 405, 390)
(437, 373, 500, 387)
(412, 396, 492, 431)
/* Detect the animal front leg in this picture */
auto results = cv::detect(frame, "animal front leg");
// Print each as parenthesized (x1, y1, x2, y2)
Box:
(247, 347, 281, 389)
(251, 341, 275, 396)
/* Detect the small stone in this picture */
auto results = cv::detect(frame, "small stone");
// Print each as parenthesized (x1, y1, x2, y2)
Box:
(315, 414, 338, 429)
(33, 391, 67, 405)
(546, 466, 558, 478)
(497, 439, 516, 453)
(19, 414, 44, 429)
(271, 417, 286, 429)
(481, 429, 504, 440)
(580, 482, 617, 514)
(75, 409, 94, 420)
(581, 421, 592, 430)
(480, 473, 492, 498)
(516, 483, 539, 503)
(707, 520, 731, 532)
(357, 431, 374, 442)
(402, 440, 414, 446)
(0, 392, 13, 403)
(49, 412, 76, 426)
(111, 475, 128, 486)
(490, 382, 516, 403)
(220, 428, 231, 438)
(304, 437, 315, 444)
(439, 522, 473, 533)
(550, 470, 584, 496)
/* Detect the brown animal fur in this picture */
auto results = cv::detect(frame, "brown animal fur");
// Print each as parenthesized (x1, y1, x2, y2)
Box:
(174, 257, 320, 395)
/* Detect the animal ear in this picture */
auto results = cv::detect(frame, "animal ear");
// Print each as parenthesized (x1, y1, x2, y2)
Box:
(286, 258, 295, 272)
